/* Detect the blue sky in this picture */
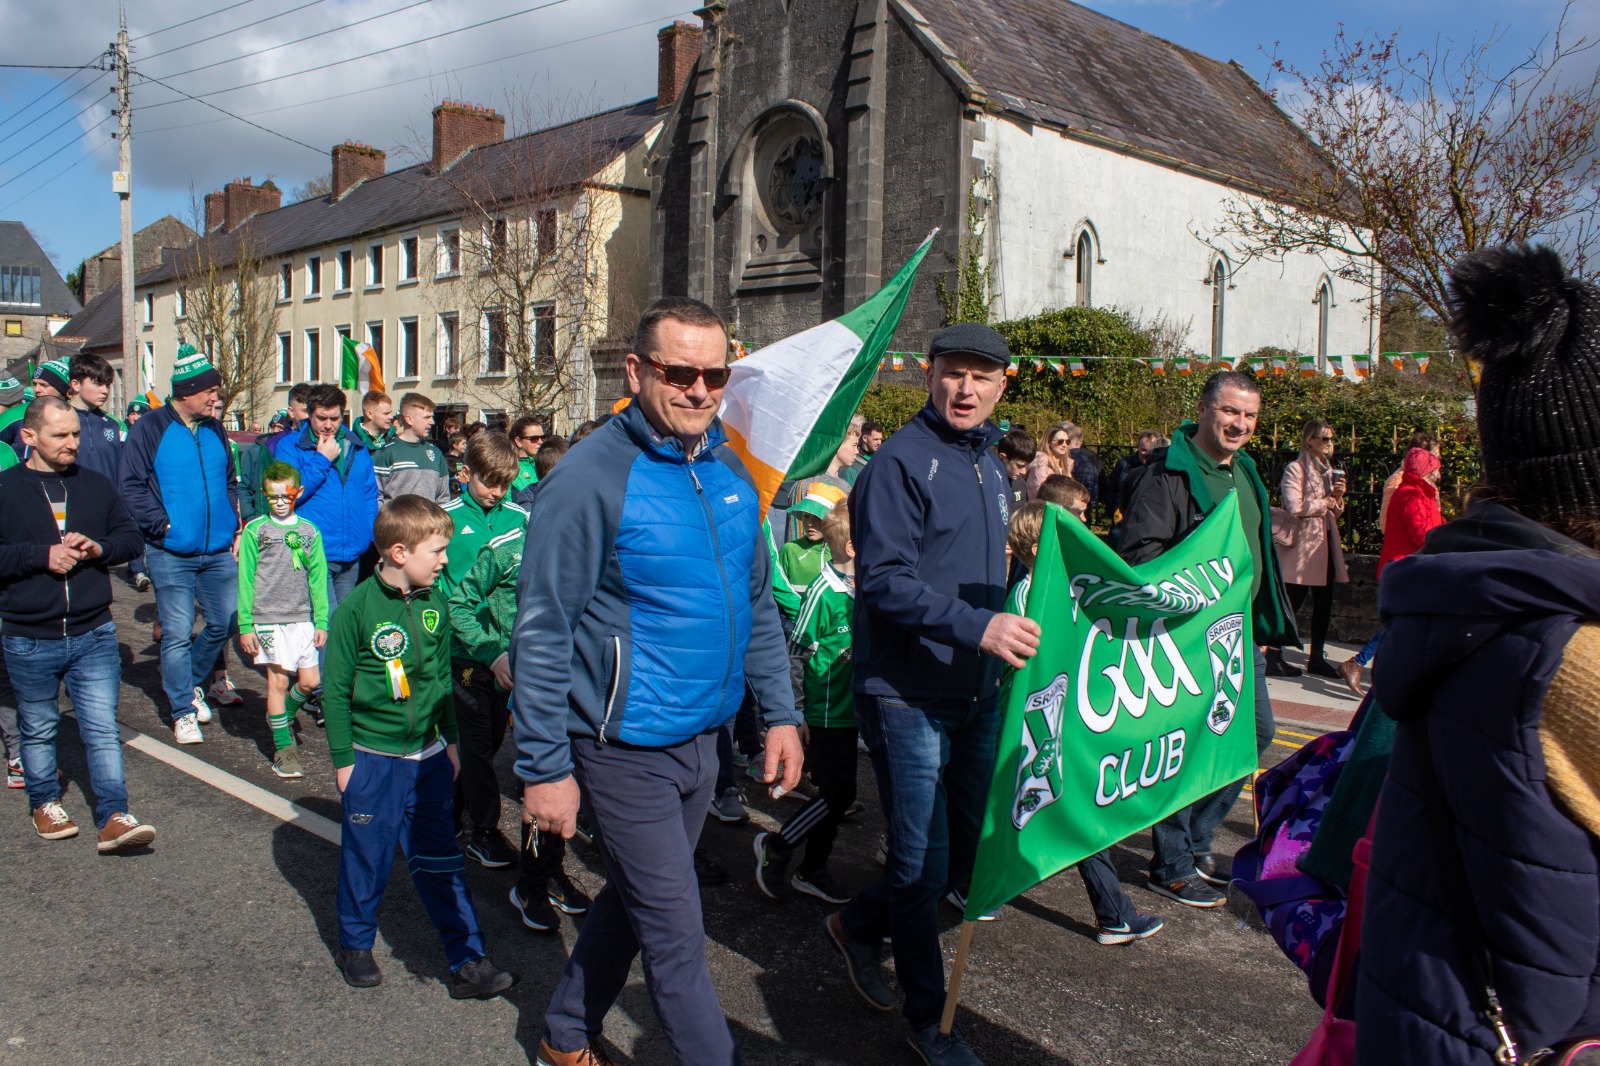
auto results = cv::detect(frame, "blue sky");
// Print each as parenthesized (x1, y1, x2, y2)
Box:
(0, 0, 1586, 288)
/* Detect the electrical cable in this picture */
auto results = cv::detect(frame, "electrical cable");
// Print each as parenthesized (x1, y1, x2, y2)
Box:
(0, 113, 112, 195)
(0, 58, 103, 136)
(0, 74, 114, 170)
(0, 69, 111, 150)
(0, 123, 110, 213)
(130, 70, 325, 156)
(137, 0, 336, 64)
(146, 0, 435, 80)
(131, 0, 265, 42)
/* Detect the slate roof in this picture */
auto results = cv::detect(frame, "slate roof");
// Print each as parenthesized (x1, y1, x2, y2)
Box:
(55, 281, 122, 353)
(0, 221, 81, 316)
(899, 0, 1332, 195)
(139, 99, 661, 285)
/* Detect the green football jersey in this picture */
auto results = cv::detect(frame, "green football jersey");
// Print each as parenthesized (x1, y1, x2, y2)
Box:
(790, 563, 856, 728)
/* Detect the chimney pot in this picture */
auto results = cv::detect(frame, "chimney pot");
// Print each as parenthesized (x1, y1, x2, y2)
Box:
(332, 140, 387, 199)
(657, 20, 704, 112)
(431, 100, 505, 172)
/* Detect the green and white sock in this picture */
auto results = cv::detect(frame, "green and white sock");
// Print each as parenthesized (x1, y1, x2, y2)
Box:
(286, 685, 309, 717)
(267, 712, 294, 752)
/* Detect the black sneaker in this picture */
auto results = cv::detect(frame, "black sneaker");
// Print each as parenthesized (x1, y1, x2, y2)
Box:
(793, 867, 852, 905)
(1263, 656, 1302, 678)
(1306, 657, 1342, 680)
(1096, 912, 1165, 945)
(1194, 851, 1232, 887)
(466, 828, 517, 869)
(908, 1022, 982, 1066)
(1147, 874, 1227, 908)
(449, 956, 517, 1000)
(824, 912, 895, 1011)
(334, 947, 382, 988)
(546, 872, 591, 915)
(694, 847, 728, 886)
(509, 884, 558, 932)
(752, 831, 793, 900)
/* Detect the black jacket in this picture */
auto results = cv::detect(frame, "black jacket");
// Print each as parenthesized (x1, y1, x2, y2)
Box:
(0, 463, 143, 637)
(850, 403, 1010, 701)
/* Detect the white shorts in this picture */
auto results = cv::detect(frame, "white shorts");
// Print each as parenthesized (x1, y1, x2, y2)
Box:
(252, 621, 319, 672)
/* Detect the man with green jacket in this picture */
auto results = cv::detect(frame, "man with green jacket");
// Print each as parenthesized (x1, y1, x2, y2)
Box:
(1112, 369, 1298, 907)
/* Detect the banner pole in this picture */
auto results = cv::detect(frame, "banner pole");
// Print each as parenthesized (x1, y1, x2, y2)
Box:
(939, 921, 977, 1036)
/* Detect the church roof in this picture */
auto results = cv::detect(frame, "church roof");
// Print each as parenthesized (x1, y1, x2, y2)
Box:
(898, 0, 1332, 195)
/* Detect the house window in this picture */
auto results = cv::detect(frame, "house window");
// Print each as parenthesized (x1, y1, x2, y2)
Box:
(367, 243, 383, 287)
(483, 310, 508, 374)
(400, 235, 418, 281)
(279, 262, 292, 301)
(1075, 231, 1093, 308)
(174, 288, 187, 319)
(399, 317, 419, 378)
(336, 324, 351, 351)
(3, 320, 20, 336)
(437, 313, 459, 376)
(533, 303, 555, 373)
(536, 208, 556, 259)
(1315, 280, 1333, 369)
(335, 249, 353, 292)
(484, 217, 509, 268)
(366, 321, 384, 372)
(437, 228, 460, 276)
(306, 256, 322, 296)
(306, 328, 321, 380)
(276, 333, 292, 383)
(142, 292, 153, 323)
(1209, 260, 1227, 361)
(0, 265, 41, 306)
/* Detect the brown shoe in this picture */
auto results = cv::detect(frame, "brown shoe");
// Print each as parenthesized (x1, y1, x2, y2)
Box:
(98, 813, 156, 853)
(535, 1039, 615, 1066)
(1338, 658, 1366, 696)
(31, 801, 78, 840)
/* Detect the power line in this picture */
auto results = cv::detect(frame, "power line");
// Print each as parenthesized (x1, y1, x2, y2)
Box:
(0, 69, 111, 150)
(147, 0, 435, 80)
(0, 122, 110, 214)
(130, 0, 265, 42)
(135, 8, 692, 137)
(0, 63, 97, 70)
(131, 70, 325, 157)
(0, 59, 102, 136)
(138, 0, 334, 64)
(136, 0, 578, 113)
(0, 114, 112, 195)
(0, 77, 113, 170)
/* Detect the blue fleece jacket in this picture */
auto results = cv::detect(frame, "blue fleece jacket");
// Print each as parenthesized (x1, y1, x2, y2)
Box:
(510, 401, 799, 785)
(849, 403, 1010, 701)
(117, 404, 239, 555)
(269, 424, 378, 563)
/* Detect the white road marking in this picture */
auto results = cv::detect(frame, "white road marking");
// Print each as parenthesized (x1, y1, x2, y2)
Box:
(118, 723, 342, 845)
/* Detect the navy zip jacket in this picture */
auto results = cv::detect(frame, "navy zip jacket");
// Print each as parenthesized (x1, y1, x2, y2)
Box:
(117, 404, 239, 555)
(0, 463, 143, 637)
(850, 402, 1010, 701)
(1357, 501, 1600, 1063)
(510, 401, 798, 786)
(71, 406, 124, 484)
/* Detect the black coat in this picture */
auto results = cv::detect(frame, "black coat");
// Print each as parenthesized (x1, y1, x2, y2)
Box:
(0, 463, 143, 637)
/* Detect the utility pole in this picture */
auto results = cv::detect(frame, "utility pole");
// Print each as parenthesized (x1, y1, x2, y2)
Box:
(114, 2, 135, 408)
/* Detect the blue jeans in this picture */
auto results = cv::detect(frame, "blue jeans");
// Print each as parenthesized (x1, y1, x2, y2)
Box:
(6, 622, 127, 827)
(839, 694, 1000, 1031)
(1354, 631, 1383, 668)
(146, 547, 238, 719)
(319, 558, 361, 672)
(1149, 646, 1276, 882)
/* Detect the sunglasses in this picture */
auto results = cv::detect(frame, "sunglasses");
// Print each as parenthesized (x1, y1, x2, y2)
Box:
(644, 356, 731, 390)
(1314, 435, 1334, 442)
(519, 434, 544, 443)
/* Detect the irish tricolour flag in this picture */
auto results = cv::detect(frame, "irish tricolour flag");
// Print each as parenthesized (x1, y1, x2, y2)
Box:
(720, 231, 935, 515)
(340, 336, 386, 394)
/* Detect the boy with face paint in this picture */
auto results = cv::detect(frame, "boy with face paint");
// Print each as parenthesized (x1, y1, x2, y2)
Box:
(237, 462, 330, 779)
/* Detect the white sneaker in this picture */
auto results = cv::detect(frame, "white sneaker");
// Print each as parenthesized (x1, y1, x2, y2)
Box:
(207, 676, 243, 708)
(191, 687, 214, 724)
(174, 713, 203, 745)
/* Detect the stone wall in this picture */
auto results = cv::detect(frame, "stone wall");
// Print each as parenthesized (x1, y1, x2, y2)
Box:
(1287, 553, 1380, 645)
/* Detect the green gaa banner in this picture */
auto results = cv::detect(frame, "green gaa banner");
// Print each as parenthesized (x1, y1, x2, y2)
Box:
(965, 494, 1258, 920)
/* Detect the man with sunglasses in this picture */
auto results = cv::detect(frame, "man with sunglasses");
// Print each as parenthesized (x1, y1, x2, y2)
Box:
(507, 414, 546, 494)
(512, 297, 803, 1066)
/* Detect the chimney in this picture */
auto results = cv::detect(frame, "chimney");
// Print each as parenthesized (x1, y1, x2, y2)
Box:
(204, 189, 225, 233)
(222, 177, 281, 232)
(657, 21, 703, 110)
(331, 141, 386, 199)
(431, 101, 505, 172)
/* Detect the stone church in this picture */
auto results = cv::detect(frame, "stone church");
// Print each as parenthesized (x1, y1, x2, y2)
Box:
(647, 0, 1376, 370)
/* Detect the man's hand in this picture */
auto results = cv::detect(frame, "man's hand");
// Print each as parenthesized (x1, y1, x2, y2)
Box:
(524, 776, 581, 840)
(239, 632, 260, 656)
(490, 652, 513, 691)
(46, 544, 82, 575)
(316, 434, 340, 463)
(335, 764, 354, 793)
(313, 628, 327, 649)
(981, 612, 1041, 669)
(761, 723, 804, 797)
(446, 742, 460, 781)
(63, 532, 101, 559)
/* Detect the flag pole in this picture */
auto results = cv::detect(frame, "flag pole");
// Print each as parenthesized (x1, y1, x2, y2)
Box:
(939, 920, 977, 1035)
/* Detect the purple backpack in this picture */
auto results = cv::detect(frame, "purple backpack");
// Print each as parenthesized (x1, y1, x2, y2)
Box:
(1233, 724, 1357, 1007)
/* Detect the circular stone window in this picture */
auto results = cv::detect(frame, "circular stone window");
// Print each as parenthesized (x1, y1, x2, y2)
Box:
(763, 134, 825, 229)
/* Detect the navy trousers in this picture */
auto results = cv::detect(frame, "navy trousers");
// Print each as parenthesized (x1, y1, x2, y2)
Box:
(336, 747, 486, 971)
(544, 732, 737, 1065)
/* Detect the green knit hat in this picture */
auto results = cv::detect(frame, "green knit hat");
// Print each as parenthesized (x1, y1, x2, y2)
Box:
(171, 343, 221, 397)
(33, 358, 71, 396)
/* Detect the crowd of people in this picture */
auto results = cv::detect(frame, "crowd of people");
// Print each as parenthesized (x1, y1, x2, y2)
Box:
(5, 242, 1599, 1065)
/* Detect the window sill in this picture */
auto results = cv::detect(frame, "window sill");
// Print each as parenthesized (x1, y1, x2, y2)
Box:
(433, 373, 459, 382)
(397, 277, 419, 288)
(364, 285, 383, 293)
(277, 298, 291, 306)
(333, 288, 352, 297)
(304, 294, 322, 302)
(435, 271, 460, 281)
(479, 371, 509, 379)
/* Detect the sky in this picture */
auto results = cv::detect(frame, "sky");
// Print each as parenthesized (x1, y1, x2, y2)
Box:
(0, 0, 1589, 291)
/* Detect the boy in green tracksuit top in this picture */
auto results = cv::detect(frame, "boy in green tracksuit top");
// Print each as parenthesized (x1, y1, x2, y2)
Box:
(373, 392, 449, 505)
(775, 483, 847, 621)
(440, 432, 526, 593)
(238, 462, 329, 779)
(448, 526, 593, 932)
(323, 494, 515, 998)
(753, 500, 858, 905)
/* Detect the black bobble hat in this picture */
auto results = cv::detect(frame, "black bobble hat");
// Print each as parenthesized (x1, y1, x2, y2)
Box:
(927, 322, 1011, 368)
(1449, 243, 1600, 524)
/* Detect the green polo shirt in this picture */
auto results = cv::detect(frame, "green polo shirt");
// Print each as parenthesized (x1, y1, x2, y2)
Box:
(441, 490, 528, 592)
(1191, 444, 1264, 598)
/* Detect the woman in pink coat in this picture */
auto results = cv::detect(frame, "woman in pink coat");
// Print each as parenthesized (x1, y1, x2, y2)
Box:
(1269, 419, 1350, 678)
(1025, 422, 1074, 499)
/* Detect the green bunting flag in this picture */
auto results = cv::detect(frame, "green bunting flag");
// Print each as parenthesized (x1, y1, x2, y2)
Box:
(964, 497, 1259, 920)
